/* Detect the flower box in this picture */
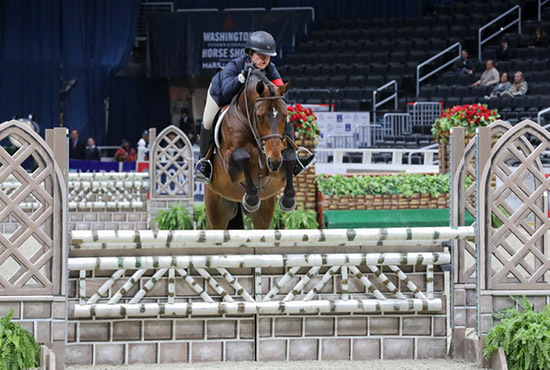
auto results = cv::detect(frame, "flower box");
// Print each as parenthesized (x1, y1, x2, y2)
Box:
(317, 173, 451, 212)
(432, 104, 499, 173)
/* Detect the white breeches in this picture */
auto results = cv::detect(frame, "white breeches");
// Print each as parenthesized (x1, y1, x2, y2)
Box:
(202, 84, 220, 130)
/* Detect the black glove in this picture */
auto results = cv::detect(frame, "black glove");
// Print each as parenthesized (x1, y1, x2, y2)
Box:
(240, 62, 255, 77)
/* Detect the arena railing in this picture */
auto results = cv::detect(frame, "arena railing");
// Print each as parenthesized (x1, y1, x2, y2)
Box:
(416, 42, 461, 97)
(538, 106, 550, 125)
(408, 102, 442, 127)
(539, 0, 550, 21)
(372, 80, 398, 122)
(478, 5, 521, 60)
(383, 113, 410, 137)
(354, 123, 384, 147)
(315, 147, 438, 174)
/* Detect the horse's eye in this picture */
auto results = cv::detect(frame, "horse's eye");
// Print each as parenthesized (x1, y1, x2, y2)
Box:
(257, 115, 263, 121)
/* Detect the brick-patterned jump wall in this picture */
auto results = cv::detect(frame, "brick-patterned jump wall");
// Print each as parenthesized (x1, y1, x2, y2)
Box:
(66, 264, 448, 365)
(70, 205, 148, 231)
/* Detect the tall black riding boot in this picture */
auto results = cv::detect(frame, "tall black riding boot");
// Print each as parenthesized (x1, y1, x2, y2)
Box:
(285, 120, 316, 176)
(194, 124, 214, 183)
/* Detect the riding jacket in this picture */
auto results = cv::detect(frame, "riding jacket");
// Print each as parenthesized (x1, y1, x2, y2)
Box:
(210, 56, 283, 107)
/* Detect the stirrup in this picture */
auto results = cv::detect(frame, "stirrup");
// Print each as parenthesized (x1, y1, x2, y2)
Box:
(294, 147, 317, 176)
(194, 158, 213, 184)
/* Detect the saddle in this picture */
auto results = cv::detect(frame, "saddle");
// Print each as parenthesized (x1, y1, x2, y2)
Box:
(213, 105, 230, 149)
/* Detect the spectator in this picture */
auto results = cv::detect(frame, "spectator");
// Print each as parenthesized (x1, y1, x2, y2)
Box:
(137, 130, 149, 161)
(454, 49, 474, 75)
(180, 109, 196, 144)
(471, 60, 499, 87)
(69, 129, 86, 160)
(114, 139, 137, 162)
(496, 39, 513, 61)
(530, 26, 548, 48)
(500, 71, 528, 98)
(84, 138, 101, 161)
(488, 72, 512, 98)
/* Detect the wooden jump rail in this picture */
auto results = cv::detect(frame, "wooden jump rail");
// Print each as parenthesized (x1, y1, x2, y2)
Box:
(69, 227, 474, 318)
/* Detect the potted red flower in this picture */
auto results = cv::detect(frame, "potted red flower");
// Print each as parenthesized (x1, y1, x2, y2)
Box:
(286, 104, 320, 212)
(432, 104, 499, 172)
(288, 104, 320, 144)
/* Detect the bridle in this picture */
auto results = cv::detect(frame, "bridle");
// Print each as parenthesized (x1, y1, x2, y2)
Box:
(239, 69, 286, 169)
(253, 96, 286, 152)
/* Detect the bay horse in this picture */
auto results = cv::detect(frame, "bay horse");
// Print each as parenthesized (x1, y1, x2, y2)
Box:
(204, 70, 297, 229)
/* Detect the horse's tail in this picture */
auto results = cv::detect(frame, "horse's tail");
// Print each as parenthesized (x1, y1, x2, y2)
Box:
(227, 204, 244, 230)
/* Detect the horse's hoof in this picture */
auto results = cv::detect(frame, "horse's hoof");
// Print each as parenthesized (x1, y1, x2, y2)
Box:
(242, 194, 261, 213)
(279, 195, 296, 212)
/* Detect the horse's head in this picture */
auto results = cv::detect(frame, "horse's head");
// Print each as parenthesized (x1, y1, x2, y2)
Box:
(250, 78, 289, 172)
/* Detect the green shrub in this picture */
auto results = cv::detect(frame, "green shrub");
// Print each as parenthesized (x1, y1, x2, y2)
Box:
(282, 208, 318, 229)
(484, 296, 550, 370)
(242, 202, 316, 230)
(155, 203, 193, 230)
(269, 202, 285, 229)
(0, 311, 40, 370)
(193, 203, 209, 230)
(317, 173, 450, 198)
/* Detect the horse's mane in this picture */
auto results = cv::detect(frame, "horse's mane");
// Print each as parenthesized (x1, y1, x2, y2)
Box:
(249, 69, 273, 86)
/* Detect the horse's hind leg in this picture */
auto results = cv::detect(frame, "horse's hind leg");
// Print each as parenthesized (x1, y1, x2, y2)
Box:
(205, 186, 239, 229)
(279, 147, 297, 212)
(227, 205, 244, 229)
(246, 195, 276, 229)
(230, 147, 260, 213)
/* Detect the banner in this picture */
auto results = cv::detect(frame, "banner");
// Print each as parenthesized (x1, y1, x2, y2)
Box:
(69, 160, 137, 172)
(148, 9, 312, 77)
(316, 112, 371, 148)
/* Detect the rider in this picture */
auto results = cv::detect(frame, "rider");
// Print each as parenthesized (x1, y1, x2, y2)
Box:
(194, 30, 315, 183)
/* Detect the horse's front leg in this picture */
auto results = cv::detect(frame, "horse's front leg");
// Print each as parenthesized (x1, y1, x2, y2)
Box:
(279, 147, 297, 212)
(230, 147, 260, 213)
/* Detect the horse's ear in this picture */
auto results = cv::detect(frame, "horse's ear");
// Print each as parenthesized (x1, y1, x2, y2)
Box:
(256, 81, 265, 96)
(278, 82, 290, 95)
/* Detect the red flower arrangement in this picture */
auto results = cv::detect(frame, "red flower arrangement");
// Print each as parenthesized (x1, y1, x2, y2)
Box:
(431, 104, 500, 143)
(287, 104, 320, 140)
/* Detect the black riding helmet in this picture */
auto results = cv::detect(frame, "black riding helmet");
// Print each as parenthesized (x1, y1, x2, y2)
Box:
(244, 31, 277, 57)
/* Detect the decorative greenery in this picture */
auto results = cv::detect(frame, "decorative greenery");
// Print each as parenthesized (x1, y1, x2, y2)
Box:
(288, 104, 320, 140)
(243, 213, 254, 230)
(282, 207, 318, 229)
(242, 202, 316, 230)
(317, 173, 450, 198)
(193, 203, 209, 230)
(484, 296, 550, 370)
(154, 203, 193, 230)
(269, 202, 285, 229)
(0, 311, 40, 370)
(491, 205, 511, 229)
(432, 104, 499, 144)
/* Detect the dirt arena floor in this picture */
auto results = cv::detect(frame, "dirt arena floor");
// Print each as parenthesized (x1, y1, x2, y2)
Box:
(68, 359, 478, 369)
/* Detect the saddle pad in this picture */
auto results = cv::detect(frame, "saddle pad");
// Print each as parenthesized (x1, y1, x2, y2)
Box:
(214, 105, 230, 149)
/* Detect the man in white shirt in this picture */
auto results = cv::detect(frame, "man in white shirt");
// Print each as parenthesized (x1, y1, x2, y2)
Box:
(471, 60, 499, 87)
(137, 130, 149, 161)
